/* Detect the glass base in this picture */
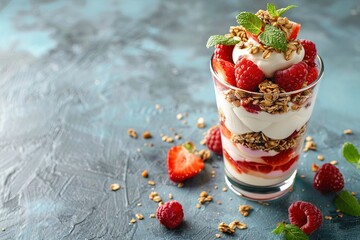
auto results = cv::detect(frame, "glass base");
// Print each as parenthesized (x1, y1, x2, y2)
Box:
(224, 169, 297, 201)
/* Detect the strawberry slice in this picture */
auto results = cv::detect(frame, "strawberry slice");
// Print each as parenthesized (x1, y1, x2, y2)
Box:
(288, 21, 301, 40)
(212, 58, 236, 86)
(262, 149, 295, 166)
(167, 143, 205, 182)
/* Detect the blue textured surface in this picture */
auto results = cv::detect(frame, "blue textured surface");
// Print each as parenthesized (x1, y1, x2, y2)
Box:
(0, 0, 359, 239)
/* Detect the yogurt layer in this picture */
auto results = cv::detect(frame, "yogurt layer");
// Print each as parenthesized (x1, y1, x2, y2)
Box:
(216, 89, 315, 139)
(232, 38, 305, 78)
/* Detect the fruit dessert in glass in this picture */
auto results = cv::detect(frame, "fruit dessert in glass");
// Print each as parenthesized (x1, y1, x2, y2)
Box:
(207, 4, 324, 200)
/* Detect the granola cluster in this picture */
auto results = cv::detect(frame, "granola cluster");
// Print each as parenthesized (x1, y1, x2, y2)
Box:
(232, 125, 306, 152)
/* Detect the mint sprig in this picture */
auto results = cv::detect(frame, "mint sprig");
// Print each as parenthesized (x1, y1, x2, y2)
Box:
(267, 3, 297, 17)
(236, 12, 263, 35)
(273, 222, 309, 240)
(206, 35, 239, 48)
(342, 142, 360, 167)
(334, 190, 360, 216)
(258, 25, 287, 51)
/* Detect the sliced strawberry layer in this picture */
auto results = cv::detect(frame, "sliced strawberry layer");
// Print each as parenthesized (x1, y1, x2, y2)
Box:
(220, 120, 232, 140)
(224, 150, 299, 175)
(261, 148, 295, 166)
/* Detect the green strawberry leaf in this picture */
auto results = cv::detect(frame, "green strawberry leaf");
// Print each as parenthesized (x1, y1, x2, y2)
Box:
(342, 142, 360, 164)
(277, 5, 297, 16)
(258, 25, 287, 51)
(236, 12, 263, 35)
(334, 190, 360, 216)
(267, 3, 278, 17)
(206, 35, 239, 48)
(273, 223, 308, 240)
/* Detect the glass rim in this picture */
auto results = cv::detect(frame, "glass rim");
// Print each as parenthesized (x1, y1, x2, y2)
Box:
(210, 54, 324, 96)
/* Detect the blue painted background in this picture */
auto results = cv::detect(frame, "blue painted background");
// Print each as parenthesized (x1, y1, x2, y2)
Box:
(0, 0, 359, 239)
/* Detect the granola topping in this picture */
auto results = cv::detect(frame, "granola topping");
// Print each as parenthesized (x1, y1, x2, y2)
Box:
(232, 125, 306, 152)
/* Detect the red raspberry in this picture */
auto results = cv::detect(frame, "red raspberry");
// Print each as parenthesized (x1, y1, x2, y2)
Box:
(156, 200, 184, 229)
(306, 65, 319, 85)
(205, 126, 222, 155)
(288, 201, 322, 235)
(235, 57, 264, 91)
(300, 39, 317, 66)
(313, 163, 344, 193)
(274, 62, 308, 92)
(214, 44, 234, 63)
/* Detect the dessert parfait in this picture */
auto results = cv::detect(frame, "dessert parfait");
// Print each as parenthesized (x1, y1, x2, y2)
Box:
(207, 4, 324, 200)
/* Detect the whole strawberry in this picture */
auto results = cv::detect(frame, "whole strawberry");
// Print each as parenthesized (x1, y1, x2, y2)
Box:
(205, 126, 222, 155)
(288, 201, 322, 234)
(156, 200, 184, 229)
(274, 61, 308, 92)
(235, 57, 264, 91)
(214, 44, 234, 63)
(313, 163, 344, 193)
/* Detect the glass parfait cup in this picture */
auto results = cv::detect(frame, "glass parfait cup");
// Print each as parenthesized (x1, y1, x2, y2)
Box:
(210, 55, 324, 201)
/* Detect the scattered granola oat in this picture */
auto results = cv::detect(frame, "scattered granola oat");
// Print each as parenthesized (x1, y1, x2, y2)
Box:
(129, 218, 137, 224)
(210, 170, 216, 178)
(222, 187, 228, 192)
(143, 131, 152, 139)
(110, 183, 121, 191)
(330, 160, 338, 165)
(197, 117, 206, 128)
(176, 113, 183, 120)
(148, 180, 156, 186)
(168, 193, 173, 199)
(217, 201, 222, 205)
(312, 163, 319, 172)
(198, 149, 211, 161)
(303, 138, 317, 152)
(239, 205, 252, 217)
(257, 201, 269, 206)
(229, 220, 247, 230)
(196, 203, 201, 209)
(162, 135, 174, 143)
(149, 192, 158, 200)
(351, 192, 356, 196)
(215, 233, 221, 238)
(149, 214, 156, 218)
(343, 129, 353, 135)
(155, 104, 161, 110)
(324, 215, 332, 220)
(337, 213, 344, 218)
(198, 191, 213, 204)
(175, 134, 182, 140)
(300, 175, 306, 179)
(136, 214, 144, 220)
(218, 222, 235, 234)
(153, 196, 162, 203)
(177, 182, 184, 188)
(128, 128, 138, 138)
(214, 185, 219, 190)
(137, 203, 142, 207)
(317, 154, 325, 161)
(141, 170, 149, 178)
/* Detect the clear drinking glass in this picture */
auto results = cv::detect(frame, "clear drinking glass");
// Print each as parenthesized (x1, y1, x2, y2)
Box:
(210, 55, 324, 201)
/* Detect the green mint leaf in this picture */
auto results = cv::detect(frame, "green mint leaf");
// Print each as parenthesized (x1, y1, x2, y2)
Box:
(258, 25, 287, 51)
(283, 224, 309, 240)
(334, 190, 360, 216)
(206, 35, 239, 48)
(277, 5, 297, 16)
(272, 222, 285, 234)
(267, 3, 278, 17)
(236, 12, 263, 35)
(342, 142, 360, 164)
